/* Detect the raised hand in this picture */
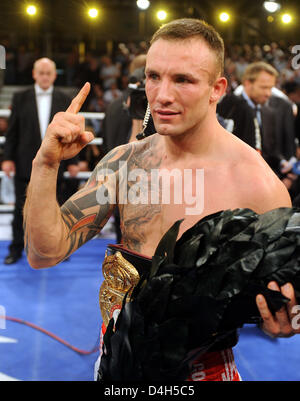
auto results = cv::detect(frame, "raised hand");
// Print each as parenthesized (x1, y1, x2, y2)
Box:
(37, 82, 94, 166)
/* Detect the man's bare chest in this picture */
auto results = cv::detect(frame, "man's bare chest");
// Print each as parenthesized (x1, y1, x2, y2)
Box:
(118, 165, 247, 255)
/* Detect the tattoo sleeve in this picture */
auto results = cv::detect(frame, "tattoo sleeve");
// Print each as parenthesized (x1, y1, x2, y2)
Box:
(118, 135, 163, 252)
(58, 144, 135, 261)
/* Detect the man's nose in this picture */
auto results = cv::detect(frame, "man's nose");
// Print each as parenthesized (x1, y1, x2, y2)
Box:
(156, 79, 174, 105)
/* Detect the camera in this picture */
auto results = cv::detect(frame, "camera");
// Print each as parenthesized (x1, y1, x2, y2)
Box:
(127, 82, 155, 139)
(125, 67, 155, 139)
(128, 83, 148, 120)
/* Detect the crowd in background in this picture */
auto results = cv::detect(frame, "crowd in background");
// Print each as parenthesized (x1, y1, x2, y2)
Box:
(0, 39, 300, 204)
(224, 42, 300, 91)
(2, 40, 300, 87)
(2, 39, 300, 125)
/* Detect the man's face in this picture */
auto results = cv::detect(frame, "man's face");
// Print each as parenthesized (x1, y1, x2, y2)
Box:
(244, 71, 276, 105)
(145, 38, 219, 137)
(32, 60, 57, 90)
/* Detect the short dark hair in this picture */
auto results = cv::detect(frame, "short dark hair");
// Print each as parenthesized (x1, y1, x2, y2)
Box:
(150, 18, 225, 80)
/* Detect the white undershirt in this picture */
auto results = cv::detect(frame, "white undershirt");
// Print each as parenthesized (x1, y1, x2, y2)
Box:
(34, 84, 53, 139)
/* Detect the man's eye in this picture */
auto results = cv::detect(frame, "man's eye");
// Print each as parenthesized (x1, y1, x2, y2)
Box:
(176, 76, 191, 83)
(149, 73, 159, 80)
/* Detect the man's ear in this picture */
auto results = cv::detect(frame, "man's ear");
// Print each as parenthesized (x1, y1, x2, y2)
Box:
(209, 76, 227, 104)
(243, 79, 252, 91)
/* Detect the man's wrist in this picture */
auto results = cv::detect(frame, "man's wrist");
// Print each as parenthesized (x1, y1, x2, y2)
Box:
(32, 154, 60, 171)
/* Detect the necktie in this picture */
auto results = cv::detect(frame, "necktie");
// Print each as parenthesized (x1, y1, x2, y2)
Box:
(254, 106, 262, 153)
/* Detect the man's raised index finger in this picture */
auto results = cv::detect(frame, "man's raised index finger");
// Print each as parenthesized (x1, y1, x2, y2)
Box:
(67, 82, 91, 114)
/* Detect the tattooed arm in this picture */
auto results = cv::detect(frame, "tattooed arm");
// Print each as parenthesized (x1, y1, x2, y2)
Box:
(25, 142, 134, 268)
(58, 145, 135, 261)
(24, 82, 133, 268)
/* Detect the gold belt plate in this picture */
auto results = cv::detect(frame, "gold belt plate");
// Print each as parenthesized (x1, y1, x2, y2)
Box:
(99, 251, 140, 328)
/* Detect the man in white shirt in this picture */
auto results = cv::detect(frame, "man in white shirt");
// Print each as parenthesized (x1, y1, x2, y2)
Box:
(35, 82, 53, 140)
(2, 58, 79, 264)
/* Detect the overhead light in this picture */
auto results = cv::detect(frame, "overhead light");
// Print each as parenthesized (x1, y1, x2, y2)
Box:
(219, 12, 230, 22)
(263, 2, 281, 13)
(281, 13, 292, 24)
(88, 8, 99, 19)
(137, 0, 150, 10)
(157, 10, 167, 21)
(26, 5, 37, 16)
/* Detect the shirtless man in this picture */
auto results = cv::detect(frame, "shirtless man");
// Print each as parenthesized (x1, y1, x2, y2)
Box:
(24, 19, 299, 380)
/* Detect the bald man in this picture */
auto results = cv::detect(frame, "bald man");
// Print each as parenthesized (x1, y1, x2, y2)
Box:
(2, 57, 79, 264)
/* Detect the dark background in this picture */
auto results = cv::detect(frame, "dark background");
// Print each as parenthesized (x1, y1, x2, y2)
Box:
(0, 0, 299, 54)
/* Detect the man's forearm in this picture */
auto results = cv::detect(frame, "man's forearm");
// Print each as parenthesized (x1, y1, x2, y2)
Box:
(24, 83, 98, 268)
(24, 157, 68, 268)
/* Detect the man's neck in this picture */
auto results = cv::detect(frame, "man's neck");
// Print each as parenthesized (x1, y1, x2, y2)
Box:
(160, 117, 222, 164)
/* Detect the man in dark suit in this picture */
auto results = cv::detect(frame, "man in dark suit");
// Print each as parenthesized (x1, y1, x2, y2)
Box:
(268, 95, 296, 162)
(1, 57, 79, 264)
(217, 62, 296, 175)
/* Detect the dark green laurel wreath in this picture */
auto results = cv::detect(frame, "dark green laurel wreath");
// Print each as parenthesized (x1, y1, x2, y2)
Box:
(98, 207, 300, 382)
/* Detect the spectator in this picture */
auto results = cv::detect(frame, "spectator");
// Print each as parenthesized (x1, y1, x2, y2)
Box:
(76, 51, 100, 89)
(103, 82, 122, 105)
(87, 83, 106, 137)
(65, 47, 79, 86)
(218, 61, 292, 175)
(99, 55, 120, 90)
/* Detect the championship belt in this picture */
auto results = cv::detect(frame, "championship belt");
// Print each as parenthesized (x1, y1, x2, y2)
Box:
(99, 245, 151, 328)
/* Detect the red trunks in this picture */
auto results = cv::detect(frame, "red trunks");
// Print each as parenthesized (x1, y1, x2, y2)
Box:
(187, 347, 241, 381)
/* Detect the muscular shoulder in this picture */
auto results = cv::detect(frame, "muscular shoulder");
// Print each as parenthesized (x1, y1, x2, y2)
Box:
(93, 134, 160, 174)
(232, 138, 291, 213)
